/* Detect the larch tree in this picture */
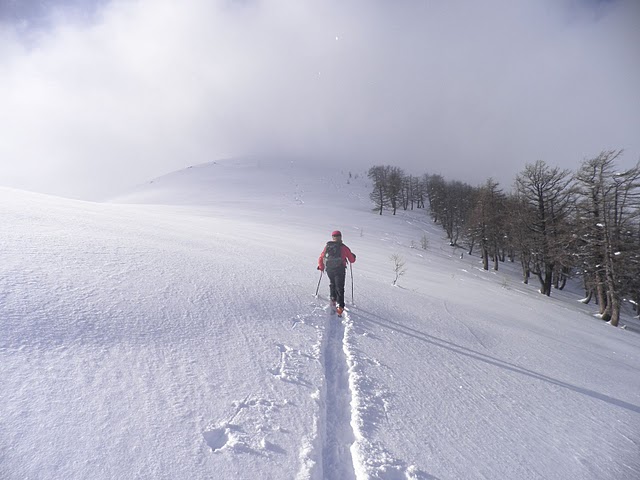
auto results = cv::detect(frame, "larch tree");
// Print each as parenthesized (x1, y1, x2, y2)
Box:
(368, 165, 388, 215)
(467, 179, 505, 271)
(386, 167, 405, 215)
(515, 161, 573, 296)
(574, 150, 640, 326)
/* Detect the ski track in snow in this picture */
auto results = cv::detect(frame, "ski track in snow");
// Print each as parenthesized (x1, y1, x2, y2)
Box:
(309, 302, 427, 480)
(321, 311, 357, 480)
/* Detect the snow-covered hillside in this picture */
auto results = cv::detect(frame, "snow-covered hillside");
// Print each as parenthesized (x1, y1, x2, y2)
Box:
(2, 157, 639, 479)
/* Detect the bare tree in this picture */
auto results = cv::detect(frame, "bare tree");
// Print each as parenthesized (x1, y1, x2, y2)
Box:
(506, 192, 537, 283)
(420, 234, 429, 250)
(628, 221, 640, 317)
(574, 150, 640, 325)
(415, 175, 428, 209)
(390, 254, 407, 286)
(401, 175, 411, 210)
(515, 161, 573, 296)
(368, 165, 388, 215)
(442, 180, 476, 247)
(410, 175, 422, 210)
(368, 166, 406, 215)
(386, 167, 405, 215)
(425, 174, 447, 224)
(467, 179, 505, 270)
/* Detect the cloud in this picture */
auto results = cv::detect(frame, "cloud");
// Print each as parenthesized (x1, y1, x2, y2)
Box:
(0, 0, 639, 199)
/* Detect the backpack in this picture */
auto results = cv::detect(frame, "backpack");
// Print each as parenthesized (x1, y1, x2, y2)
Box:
(324, 241, 343, 271)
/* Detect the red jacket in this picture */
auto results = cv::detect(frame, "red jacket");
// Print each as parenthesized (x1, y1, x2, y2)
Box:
(318, 242, 356, 271)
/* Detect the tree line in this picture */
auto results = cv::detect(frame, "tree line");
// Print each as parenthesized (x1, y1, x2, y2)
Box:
(368, 150, 640, 326)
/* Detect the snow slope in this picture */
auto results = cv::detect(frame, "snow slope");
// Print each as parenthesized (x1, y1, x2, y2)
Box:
(2, 157, 639, 479)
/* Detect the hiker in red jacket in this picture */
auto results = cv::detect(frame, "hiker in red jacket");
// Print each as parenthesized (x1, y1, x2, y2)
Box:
(317, 230, 356, 316)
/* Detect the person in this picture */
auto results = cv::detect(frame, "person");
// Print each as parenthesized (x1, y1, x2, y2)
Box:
(317, 230, 356, 316)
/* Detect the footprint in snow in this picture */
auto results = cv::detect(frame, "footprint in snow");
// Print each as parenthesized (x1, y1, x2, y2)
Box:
(203, 428, 228, 452)
(268, 343, 311, 386)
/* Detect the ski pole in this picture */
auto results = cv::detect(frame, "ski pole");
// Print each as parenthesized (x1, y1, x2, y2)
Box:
(315, 270, 323, 297)
(349, 262, 354, 304)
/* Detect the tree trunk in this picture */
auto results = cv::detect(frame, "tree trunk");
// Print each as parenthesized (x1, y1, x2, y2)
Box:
(559, 273, 567, 290)
(601, 291, 612, 322)
(541, 263, 553, 296)
(482, 245, 489, 270)
(452, 230, 459, 247)
(604, 256, 620, 326)
(609, 296, 621, 327)
(521, 256, 530, 284)
(595, 271, 607, 315)
(522, 263, 530, 284)
(543, 274, 552, 296)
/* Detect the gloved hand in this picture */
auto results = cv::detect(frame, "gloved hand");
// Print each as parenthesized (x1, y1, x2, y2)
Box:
(317, 266, 323, 271)
(353, 254, 356, 260)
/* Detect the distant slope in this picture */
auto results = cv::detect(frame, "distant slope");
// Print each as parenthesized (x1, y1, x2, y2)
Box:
(110, 156, 371, 212)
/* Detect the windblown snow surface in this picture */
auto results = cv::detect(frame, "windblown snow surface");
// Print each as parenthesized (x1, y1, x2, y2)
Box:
(2, 157, 640, 480)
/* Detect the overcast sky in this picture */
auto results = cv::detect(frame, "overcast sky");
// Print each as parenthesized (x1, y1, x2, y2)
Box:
(1, 0, 639, 199)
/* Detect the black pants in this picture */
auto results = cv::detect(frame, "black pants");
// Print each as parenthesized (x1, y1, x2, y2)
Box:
(327, 268, 347, 308)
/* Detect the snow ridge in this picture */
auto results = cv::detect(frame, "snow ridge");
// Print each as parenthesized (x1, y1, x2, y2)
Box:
(342, 312, 426, 480)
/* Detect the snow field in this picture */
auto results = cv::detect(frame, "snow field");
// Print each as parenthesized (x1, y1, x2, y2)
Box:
(2, 157, 639, 479)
